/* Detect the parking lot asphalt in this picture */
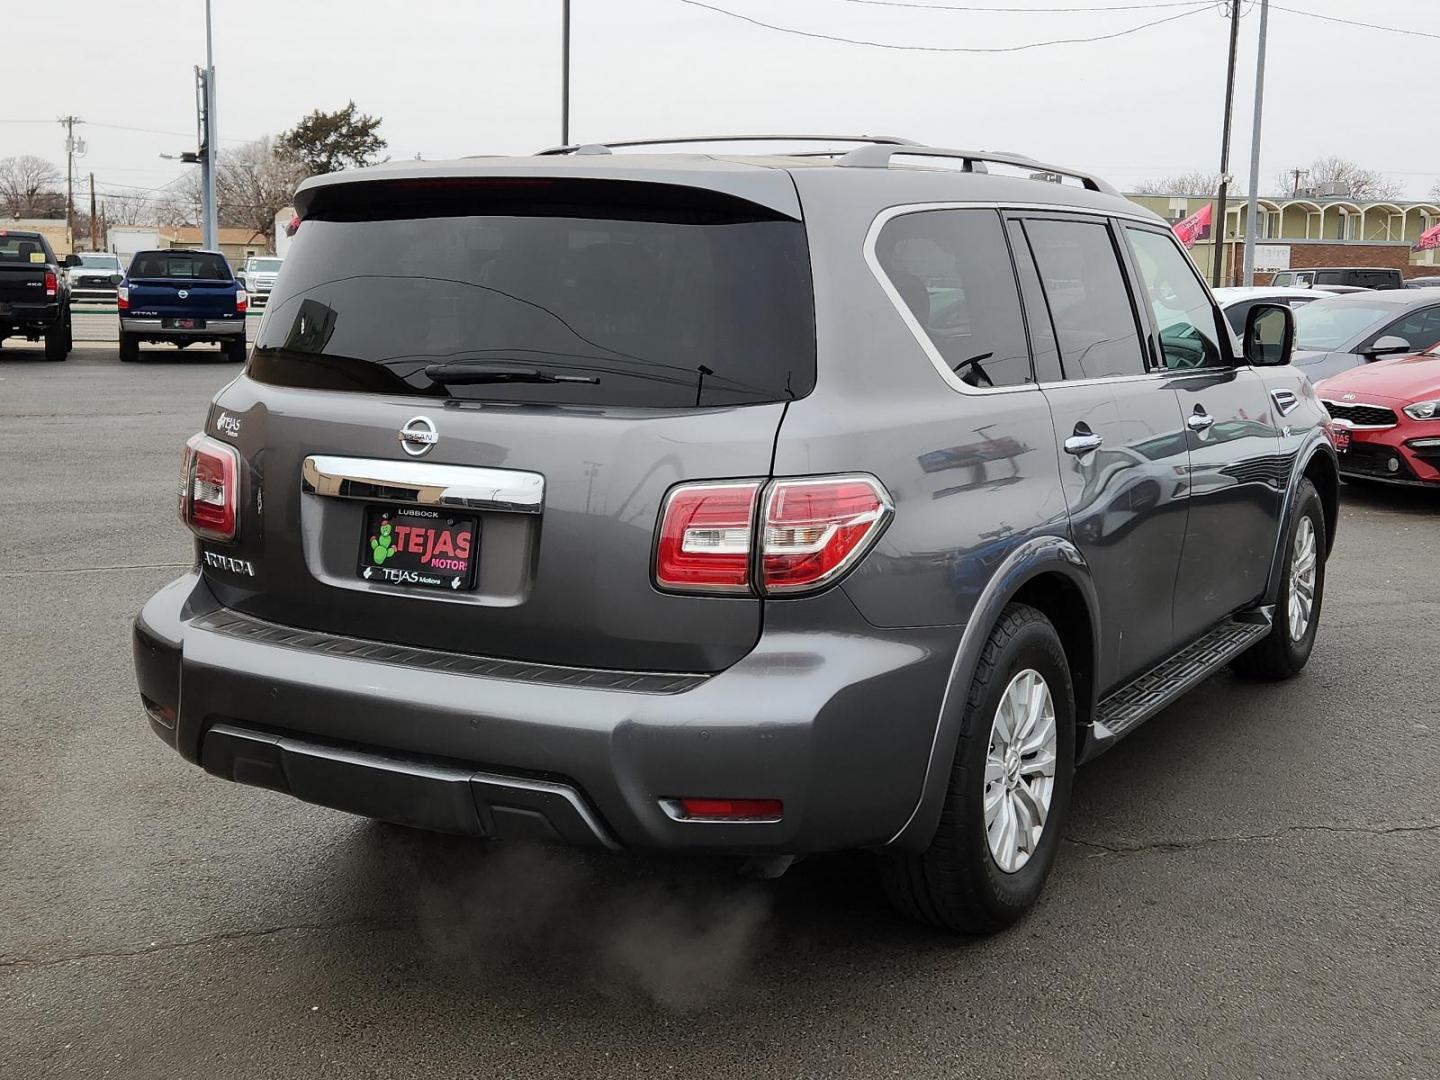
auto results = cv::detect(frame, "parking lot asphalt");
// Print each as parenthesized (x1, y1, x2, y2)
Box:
(2, 345, 1438, 1079)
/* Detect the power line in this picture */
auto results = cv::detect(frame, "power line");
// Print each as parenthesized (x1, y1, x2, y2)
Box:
(1270, 4, 1440, 41)
(679, 0, 1210, 50)
(836, 0, 1210, 12)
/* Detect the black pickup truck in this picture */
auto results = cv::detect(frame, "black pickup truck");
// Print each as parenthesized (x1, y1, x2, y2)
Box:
(0, 230, 76, 360)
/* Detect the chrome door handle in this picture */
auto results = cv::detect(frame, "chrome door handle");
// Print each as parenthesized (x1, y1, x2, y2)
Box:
(1063, 432, 1104, 456)
(1186, 410, 1215, 433)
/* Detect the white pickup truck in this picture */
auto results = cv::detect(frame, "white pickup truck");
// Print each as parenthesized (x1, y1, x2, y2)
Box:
(235, 256, 283, 308)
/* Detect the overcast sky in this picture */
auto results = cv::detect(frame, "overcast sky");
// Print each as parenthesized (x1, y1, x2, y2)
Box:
(5, 0, 1439, 205)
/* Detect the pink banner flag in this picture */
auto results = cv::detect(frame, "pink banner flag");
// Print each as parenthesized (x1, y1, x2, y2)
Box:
(1172, 203, 1213, 250)
(1414, 222, 1440, 252)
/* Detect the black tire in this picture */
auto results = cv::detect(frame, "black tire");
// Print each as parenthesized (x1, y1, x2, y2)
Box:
(882, 602, 1076, 934)
(118, 332, 139, 363)
(43, 320, 69, 361)
(223, 335, 247, 363)
(1231, 478, 1326, 680)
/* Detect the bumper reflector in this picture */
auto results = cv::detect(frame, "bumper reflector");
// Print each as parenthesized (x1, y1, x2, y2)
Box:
(677, 797, 783, 821)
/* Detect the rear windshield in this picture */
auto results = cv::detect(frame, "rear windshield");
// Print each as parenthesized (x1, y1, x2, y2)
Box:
(249, 183, 816, 407)
(129, 251, 232, 280)
(0, 235, 49, 264)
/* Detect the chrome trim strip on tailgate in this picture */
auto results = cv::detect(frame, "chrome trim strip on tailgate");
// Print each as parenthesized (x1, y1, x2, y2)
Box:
(302, 455, 545, 513)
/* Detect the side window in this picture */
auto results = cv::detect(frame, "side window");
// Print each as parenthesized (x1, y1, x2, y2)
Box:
(1124, 226, 1228, 369)
(1377, 307, 1440, 351)
(1223, 300, 1252, 335)
(1022, 218, 1148, 380)
(875, 209, 1033, 388)
(1006, 220, 1063, 383)
(1272, 273, 1292, 286)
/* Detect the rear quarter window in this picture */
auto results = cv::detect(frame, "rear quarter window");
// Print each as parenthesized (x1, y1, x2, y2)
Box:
(873, 208, 1032, 389)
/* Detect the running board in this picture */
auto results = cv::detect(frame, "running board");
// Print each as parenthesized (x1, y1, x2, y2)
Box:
(1081, 611, 1272, 762)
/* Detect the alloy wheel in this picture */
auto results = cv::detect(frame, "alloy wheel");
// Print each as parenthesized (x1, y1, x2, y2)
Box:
(984, 668, 1058, 873)
(1288, 516, 1318, 641)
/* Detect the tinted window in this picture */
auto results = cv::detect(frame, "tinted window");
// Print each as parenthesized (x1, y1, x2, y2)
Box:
(1377, 306, 1440, 351)
(0, 235, 49, 264)
(129, 251, 231, 280)
(251, 195, 814, 408)
(1125, 227, 1226, 369)
(1007, 219, 1063, 383)
(875, 209, 1031, 388)
(1294, 300, 1396, 350)
(1022, 218, 1147, 379)
(1223, 300, 1253, 334)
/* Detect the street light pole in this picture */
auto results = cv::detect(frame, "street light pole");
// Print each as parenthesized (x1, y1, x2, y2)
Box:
(1242, 0, 1271, 287)
(202, 0, 219, 252)
(561, 0, 571, 145)
(1211, 0, 1241, 288)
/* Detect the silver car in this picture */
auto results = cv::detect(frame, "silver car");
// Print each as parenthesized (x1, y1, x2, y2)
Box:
(1290, 289, 1440, 381)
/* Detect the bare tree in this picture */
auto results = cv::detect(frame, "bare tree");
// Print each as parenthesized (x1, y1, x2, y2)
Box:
(1429, 179, 1440, 203)
(153, 138, 305, 243)
(1133, 171, 1223, 197)
(216, 137, 307, 242)
(100, 189, 159, 228)
(1275, 157, 1404, 201)
(0, 155, 63, 217)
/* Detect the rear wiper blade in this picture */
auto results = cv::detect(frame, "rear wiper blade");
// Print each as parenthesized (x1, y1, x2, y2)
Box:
(423, 360, 599, 386)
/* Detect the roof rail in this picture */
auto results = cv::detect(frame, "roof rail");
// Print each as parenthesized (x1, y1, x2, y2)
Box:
(834, 144, 1119, 196)
(536, 134, 921, 156)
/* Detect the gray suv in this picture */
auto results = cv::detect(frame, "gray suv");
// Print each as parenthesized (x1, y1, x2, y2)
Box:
(133, 136, 1339, 933)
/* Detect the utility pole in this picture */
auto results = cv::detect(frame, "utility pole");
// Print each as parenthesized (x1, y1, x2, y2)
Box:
(201, 0, 219, 251)
(1210, 0, 1241, 288)
(561, 0, 571, 145)
(88, 172, 98, 251)
(1291, 167, 1306, 196)
(1242, 0, 1270, 287)
(58, 115, 84, 252)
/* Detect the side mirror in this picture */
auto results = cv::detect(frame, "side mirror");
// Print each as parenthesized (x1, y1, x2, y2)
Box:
(1364, 335, 1411, 358)
(1244, 302, 1294, 366)
(62, 253, 82, 268)
(109, 273, 123, 285)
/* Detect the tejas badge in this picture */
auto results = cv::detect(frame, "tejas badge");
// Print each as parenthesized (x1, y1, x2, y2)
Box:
(399, 415, 438, 457)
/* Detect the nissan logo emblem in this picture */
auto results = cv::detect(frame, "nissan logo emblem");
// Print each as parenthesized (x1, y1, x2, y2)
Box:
(398, 416, 438, 457)
(177, 289, 189, 299)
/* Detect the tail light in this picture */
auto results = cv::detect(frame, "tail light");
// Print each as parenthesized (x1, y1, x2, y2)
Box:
(655, 481, 760, 594)
(44, 271, 57, 297)
(178, 433, 240, 542)
(235, 288, 248, 314)
(117, 285, 129, 311)
(761, 477, 892, 592)
(654, 474, 890, 596)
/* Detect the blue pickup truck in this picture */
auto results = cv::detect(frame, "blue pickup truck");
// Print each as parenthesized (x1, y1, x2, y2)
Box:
(118, 249, 248, 363)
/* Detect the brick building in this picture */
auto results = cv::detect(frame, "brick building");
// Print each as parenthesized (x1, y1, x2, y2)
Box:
(1127, 193, 1440, 285)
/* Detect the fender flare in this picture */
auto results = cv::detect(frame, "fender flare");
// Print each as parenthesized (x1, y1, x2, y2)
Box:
(1264, 432, 1337, 606)
(884, 533, 1099, 852)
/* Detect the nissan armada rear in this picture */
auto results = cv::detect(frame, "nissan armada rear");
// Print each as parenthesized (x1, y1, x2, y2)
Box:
(133, 139, 1336, 932)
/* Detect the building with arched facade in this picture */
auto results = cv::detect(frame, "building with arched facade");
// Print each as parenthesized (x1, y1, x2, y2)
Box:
(1127, 192, 1440, 286)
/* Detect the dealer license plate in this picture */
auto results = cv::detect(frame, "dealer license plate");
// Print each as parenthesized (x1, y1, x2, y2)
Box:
(357, 507, 478, 591)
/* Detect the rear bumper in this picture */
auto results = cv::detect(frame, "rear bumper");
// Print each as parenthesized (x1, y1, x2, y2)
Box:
(134, 574, 958, 854)
(121, 316, 245, 339)
(0, 301, 61, 328)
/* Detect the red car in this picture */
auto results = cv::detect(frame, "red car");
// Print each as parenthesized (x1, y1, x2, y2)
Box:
(1316, 345, 1440, 485)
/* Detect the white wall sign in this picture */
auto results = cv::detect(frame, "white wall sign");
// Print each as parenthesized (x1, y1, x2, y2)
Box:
(1255, 244, 1291, 272)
